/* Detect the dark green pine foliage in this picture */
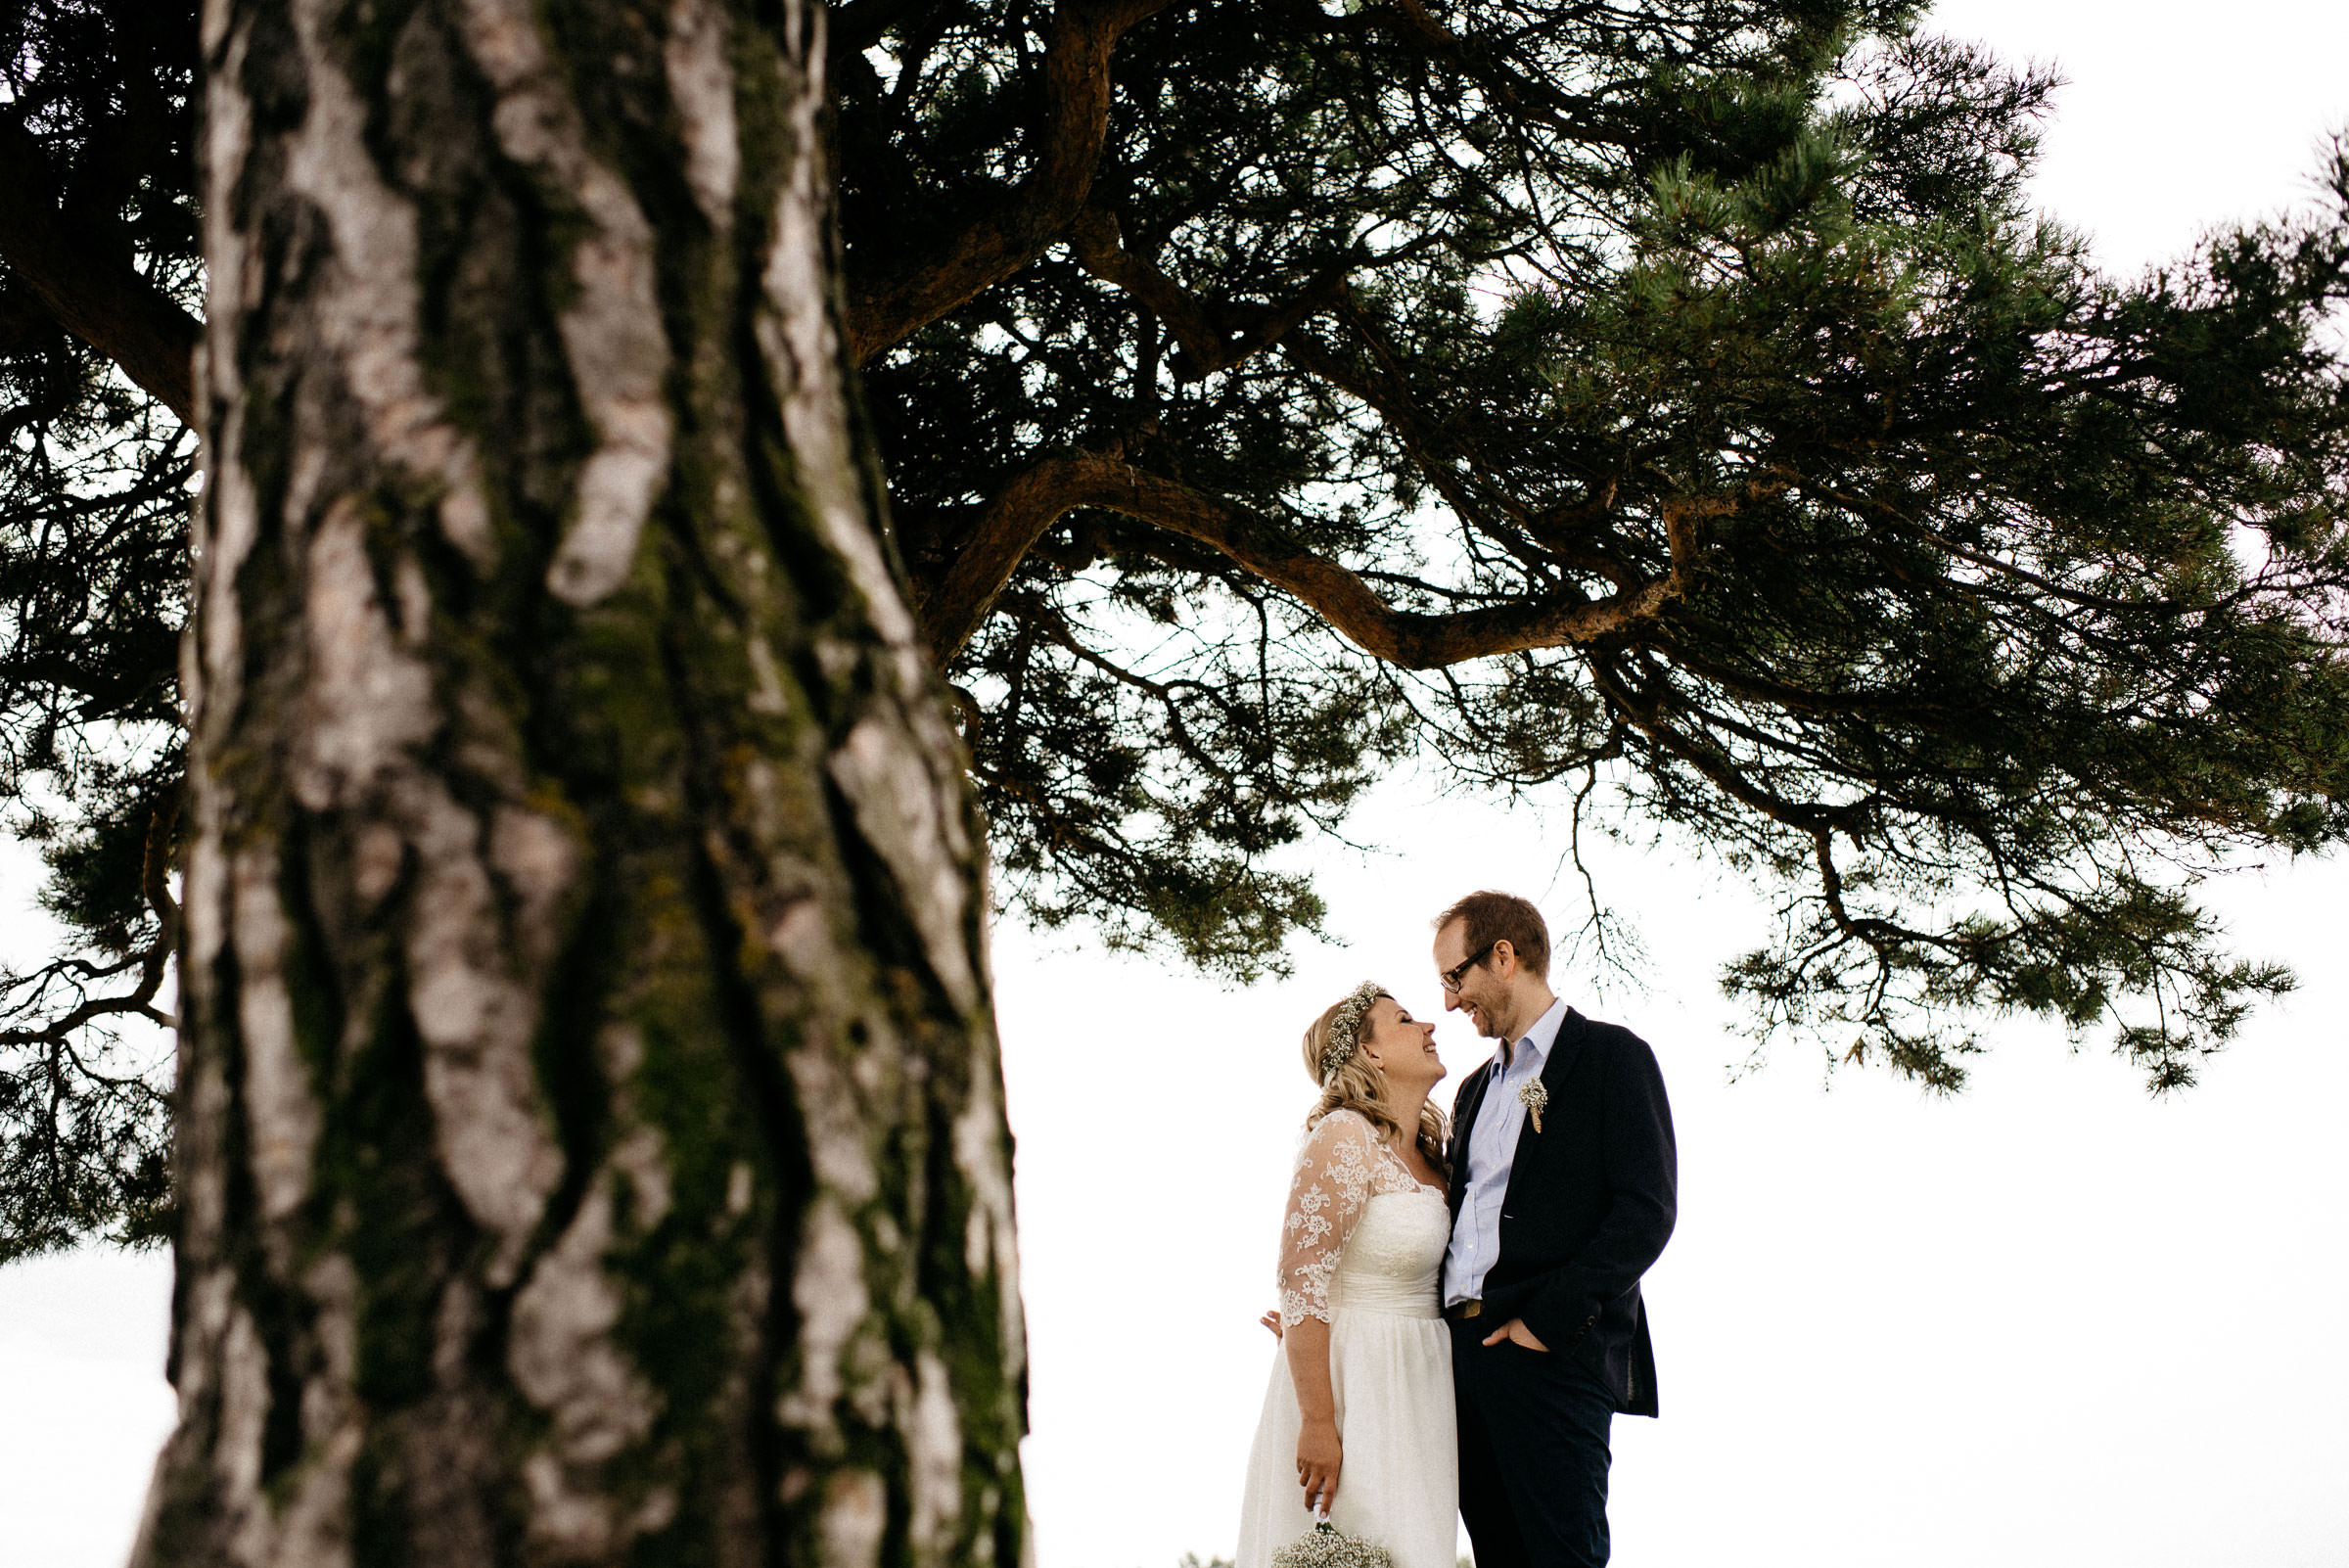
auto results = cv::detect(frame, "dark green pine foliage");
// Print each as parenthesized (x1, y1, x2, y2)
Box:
(847, 0, 2349, 1087)
(5, 0, 2349, 1259)
(0, 0, 197, 1257)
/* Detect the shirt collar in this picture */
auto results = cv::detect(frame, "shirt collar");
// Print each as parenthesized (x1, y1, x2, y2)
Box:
(1504, 996, 1568, 1073)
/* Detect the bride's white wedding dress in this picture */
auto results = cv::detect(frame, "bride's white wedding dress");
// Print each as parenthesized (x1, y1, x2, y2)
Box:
(1236, 1109, 1458, 1568)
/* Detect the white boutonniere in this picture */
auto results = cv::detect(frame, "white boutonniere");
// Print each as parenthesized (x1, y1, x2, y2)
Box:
(1516, 1077, 1548, 1133)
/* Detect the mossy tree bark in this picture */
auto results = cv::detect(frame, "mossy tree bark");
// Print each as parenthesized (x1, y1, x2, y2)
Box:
(133, 1, 1024, 1564)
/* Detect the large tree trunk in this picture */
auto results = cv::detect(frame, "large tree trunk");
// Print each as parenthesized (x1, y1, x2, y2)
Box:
(133, 2, 1025, 1564)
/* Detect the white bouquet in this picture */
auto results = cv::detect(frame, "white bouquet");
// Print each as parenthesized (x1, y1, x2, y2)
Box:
(1271, 1514, 1392, 1568)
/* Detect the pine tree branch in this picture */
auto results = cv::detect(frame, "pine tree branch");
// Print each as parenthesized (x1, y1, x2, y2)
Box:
(844, 0, 1178, 363)
(1282, 313, 1573, 569)
(1581, 650, 1876, 844)
(0, 115, 200, 424)
(922, 447, 1712, 666)
(1368, 0, 1628, 149)
(0, 798, 181, 1049)
(1066, 204, 1362, 379)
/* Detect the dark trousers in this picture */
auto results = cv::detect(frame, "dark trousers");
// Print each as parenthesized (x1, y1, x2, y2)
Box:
(1451, 1317, 1616, 1568)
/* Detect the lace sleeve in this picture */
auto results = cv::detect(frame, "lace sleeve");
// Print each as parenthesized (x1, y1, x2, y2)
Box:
(1276, 1110, 1382, 1327)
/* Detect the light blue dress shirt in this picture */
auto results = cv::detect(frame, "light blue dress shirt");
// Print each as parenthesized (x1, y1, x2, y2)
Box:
(1443, 996, 1567, 1308)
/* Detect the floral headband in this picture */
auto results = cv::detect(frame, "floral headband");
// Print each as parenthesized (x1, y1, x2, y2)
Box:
(1318, 981, 1388, 1083)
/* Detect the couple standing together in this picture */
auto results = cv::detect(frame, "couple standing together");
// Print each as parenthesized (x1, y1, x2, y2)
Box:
(1236, 891, 1679, 1568)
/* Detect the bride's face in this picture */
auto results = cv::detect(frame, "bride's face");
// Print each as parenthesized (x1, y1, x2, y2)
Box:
(1359, 997, 1445, 1089)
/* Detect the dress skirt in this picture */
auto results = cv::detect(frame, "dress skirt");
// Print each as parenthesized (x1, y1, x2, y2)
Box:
(1236, 1227, 1459, 1568)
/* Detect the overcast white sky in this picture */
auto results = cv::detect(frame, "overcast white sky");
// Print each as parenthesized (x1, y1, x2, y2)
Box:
(6, 4, 2349, 1566)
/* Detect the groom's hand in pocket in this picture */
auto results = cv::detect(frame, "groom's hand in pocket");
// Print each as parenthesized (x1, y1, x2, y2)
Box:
(1481, 1316, 1548, 1352)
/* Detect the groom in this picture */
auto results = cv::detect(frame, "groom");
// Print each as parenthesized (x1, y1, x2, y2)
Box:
(1434, 892, 1677, 1568)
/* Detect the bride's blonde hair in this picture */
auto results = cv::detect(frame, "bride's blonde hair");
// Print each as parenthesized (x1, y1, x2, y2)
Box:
(1301, 990, 1449, 1178)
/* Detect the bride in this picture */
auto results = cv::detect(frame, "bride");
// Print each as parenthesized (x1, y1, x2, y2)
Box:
(1236, 982, 1458, 1568)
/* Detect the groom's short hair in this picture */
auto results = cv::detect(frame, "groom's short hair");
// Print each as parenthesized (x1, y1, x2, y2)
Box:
(1435, 891, 1551, 981)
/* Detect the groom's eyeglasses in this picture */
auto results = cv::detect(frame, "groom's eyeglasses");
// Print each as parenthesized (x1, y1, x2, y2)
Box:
(1439, 942, 1496, 993)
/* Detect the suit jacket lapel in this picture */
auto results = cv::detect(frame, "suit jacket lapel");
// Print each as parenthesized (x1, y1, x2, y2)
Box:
(1447, 1056, 1497, 1214)
(1503, 1007, 1589, 1198)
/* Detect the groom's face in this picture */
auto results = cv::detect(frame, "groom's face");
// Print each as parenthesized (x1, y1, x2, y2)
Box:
(1433, 920, 1508, 1040)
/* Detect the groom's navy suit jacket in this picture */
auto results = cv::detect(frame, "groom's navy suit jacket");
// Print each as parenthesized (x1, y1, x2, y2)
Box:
(1444, 1007, 1678, 1416)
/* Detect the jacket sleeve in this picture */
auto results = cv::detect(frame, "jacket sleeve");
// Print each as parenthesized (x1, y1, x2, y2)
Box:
(1518, 1029, 1678, 1352)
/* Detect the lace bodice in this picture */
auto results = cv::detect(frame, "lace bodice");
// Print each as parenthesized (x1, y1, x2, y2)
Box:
(1277, 1109, 1442, 1326)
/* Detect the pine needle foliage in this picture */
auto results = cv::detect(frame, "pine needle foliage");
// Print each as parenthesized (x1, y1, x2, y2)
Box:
(4, 0, 2349, 1255)
(0, 0, 195, 1259)
(843, 0, 2349, 1094)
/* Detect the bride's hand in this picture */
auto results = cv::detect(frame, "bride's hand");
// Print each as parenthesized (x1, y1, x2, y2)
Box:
(1260, 1310, 1283, 1340)
(1296, 1418, 1342, 1511)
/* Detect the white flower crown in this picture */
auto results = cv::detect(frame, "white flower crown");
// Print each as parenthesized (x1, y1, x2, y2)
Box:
(1317, 980, 1388, 1083)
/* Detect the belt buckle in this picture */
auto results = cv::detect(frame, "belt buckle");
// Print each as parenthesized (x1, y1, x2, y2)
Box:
(1452, 1299, 1482, 1321)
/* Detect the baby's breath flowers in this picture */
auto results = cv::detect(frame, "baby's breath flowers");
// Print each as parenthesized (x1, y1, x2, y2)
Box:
(1516, 1077, 1548, 1133)
(1272, 1517, 1394, 1568)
